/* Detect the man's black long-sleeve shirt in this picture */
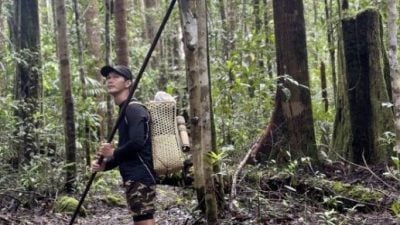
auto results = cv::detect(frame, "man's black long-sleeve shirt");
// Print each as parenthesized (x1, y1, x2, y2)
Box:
(104, 100, 156, 185)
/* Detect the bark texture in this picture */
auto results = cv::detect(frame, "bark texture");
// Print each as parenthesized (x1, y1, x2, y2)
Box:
(331, 0, 352, 160)
(388, 0, 400, 154)
(179, 0, 219, 223)
(84, 0, 106, 141)
(84, 0, 103, 81)
(340, 9, 393, 164)
(114, 0, 129, 66)
(105, 0, 114, 136)
(55, 0, 77, 192)
(12, 0, 42, 166)
(252, 0, 317, 163)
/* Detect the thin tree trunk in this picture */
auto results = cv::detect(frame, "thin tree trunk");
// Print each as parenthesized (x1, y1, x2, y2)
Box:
(253, 0, 264, 72)
(55, 0, 77, 192)
(172, 22, 184, 70)
(331, 0, 352, 159)
(218, 0, 227, 59)
(197, 1, 218, 222)
(143, 0, 163, 86)
(46, 0, 53, 29)
(143, 0, 157, 42)
(320, 61, 328, 112)
(39, 0, 49, 25)
(179, 0, 219, 223)
(51, 0, 58, 55)
(84, 0, 104, 82)
(0, 0, 4, 93)
(388, 0, 400, 154)
(84, 0, 106, 141)
(324, 0, 337, 103)
(219, 0, 236, 145)
(262, 0, 273, 78)
(226, 0, 236, 55)
(312, 0, 318, 24)
(105, 0, 114, 136)
(114, 0, 129, 66)
(72, 0, 91, 166)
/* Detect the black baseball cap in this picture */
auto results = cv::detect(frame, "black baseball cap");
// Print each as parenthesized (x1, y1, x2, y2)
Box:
(100, 65, 134, 80)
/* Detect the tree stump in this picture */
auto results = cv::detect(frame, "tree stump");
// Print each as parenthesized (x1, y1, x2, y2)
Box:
(339, 8, 393, 164)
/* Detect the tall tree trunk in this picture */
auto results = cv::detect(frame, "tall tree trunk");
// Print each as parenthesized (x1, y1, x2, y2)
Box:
(331, 0, 352, 159)
(218, 0, 236, 145)
(143, 0, 157, 43)
(105, 0, 114, 136)
(262, 0, 273, 78)
(179, 0, 219, 223)
(226, 0, 236, 56)
(0, 0, 5, 93)
(72, 0, 91, 166)
(388, 0, 400, 154)
(51, 0, 58, 54)
(172, 22, 184, 70)
(253, 0, 264, 71)
(324, 0, 337, 103)
(114, 0, 129, 66)
(46, 0, 53, 29)
(320, 61, 328, 112)
(84, 0, 106, 141)
(143, 0, 163, 87)
(55, 0, 77, 192)
(218, 0, 227, 59)
(39, 0, 49, 25)
(84, 0, 104, 82)
(312, 0, 318, 24)
(11, 0, 42, 167)
(341, 9, 393, 164)
(252, 0, 317, 163)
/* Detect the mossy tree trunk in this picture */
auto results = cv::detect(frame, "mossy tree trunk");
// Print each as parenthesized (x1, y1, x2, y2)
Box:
(252, 0, 317, 163)
(388, 0, 400, 154)
(331, 0, 352, 160)
(339, 8, 393, 164)
(11, 0, 42, 167)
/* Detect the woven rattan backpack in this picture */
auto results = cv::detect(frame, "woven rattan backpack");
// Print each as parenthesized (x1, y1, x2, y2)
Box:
(128, 98, 190, 176)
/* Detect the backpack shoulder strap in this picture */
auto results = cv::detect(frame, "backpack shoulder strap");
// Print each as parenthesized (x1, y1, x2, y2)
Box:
(125, 100, 150, 124)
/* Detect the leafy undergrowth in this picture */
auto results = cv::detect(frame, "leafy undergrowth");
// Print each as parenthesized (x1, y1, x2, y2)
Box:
(1, 163, 400, 225)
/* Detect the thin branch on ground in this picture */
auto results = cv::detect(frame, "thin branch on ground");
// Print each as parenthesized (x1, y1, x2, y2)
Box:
(229, 139, 259, 211)
(333, 151, 397, 192)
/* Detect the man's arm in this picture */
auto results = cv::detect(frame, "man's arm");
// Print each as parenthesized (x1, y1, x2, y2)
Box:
(112, 104, 150, 162)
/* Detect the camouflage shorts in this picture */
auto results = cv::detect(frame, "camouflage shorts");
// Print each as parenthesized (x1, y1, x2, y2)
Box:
(124, 181, 156, 217)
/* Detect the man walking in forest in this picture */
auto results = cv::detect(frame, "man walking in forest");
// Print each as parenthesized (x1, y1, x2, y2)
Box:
(91, 65, 157, 225)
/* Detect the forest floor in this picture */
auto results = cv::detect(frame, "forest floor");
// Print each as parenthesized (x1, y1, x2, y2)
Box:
(1, 162, 400, 225)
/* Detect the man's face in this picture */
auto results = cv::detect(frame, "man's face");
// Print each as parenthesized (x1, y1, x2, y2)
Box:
(105, 72, 131, 95)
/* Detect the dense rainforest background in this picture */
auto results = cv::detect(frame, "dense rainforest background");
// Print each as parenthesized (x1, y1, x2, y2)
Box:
(1, 0, 400, 224)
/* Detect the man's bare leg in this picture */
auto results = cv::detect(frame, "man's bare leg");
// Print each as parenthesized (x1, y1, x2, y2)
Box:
(134, 218, 156, 225)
